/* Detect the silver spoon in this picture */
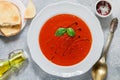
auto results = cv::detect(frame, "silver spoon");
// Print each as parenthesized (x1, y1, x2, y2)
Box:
(91, 18, 118, 80)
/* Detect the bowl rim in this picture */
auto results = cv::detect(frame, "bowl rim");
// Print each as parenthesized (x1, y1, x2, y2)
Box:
(27, 1, 104, 77)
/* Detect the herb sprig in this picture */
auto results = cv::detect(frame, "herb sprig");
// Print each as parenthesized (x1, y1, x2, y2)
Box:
(55, 28, 67, 36)
(55, 27, 75, 37)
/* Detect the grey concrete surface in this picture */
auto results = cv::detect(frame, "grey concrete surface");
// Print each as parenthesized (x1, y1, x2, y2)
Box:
(0, 0, 120, 80)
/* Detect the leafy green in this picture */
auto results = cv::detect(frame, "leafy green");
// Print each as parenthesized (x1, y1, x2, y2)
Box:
(67, 28, 75, 37)
(55, 28, 67, 36)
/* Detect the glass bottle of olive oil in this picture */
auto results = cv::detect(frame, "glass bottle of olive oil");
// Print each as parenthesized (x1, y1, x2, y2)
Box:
(0, 60, 11, 77)
(0, 49, 28, 80)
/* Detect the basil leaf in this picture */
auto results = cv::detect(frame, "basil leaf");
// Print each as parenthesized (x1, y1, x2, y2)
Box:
(67, 28, 75, 37)
(55, 28, 67, 36)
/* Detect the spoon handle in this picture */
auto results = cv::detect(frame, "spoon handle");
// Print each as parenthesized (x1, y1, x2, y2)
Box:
(110, 18, 118, 33)
(102, 18, 118, 60)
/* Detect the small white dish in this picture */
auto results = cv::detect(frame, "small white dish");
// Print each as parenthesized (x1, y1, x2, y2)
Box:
(0, 0, 26, 36)
(95, 0, 113, 18)
(27, 1, 104, 77)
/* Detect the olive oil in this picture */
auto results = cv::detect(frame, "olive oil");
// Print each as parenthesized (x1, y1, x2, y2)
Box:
(0, 49, 27, 79)
(9, 51, 26, 68)
(0, 60, 11, 77)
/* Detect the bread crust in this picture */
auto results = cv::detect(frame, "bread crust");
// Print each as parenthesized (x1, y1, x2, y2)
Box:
(0, 1, 22, 37)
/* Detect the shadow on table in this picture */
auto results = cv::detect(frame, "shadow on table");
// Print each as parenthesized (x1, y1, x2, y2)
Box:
(96, 15, 113, 31)
(0, 32, 21, 43)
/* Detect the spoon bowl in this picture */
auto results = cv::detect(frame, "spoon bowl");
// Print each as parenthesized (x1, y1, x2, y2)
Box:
(92, 57, 107, 80)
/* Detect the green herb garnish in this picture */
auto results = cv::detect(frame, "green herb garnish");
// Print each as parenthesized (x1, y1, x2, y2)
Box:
(55, 27, 76, 37)
(55, 28, 67, 36)
(67, 28, 75, 37)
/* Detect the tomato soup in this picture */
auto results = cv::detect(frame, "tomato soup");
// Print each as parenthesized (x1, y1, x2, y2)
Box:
(39, 14, 92, 66)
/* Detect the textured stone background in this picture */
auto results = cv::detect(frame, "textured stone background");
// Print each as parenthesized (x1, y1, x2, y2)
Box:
(0, 0, 120, 80)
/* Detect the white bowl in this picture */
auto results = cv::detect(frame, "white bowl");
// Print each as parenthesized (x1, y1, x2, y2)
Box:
(27, 1, 104, 77)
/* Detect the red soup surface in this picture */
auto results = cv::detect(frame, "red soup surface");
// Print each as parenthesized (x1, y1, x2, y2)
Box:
(39, 14, 92, 66)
